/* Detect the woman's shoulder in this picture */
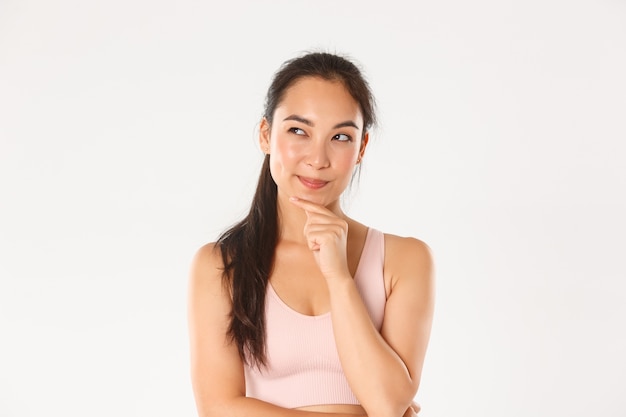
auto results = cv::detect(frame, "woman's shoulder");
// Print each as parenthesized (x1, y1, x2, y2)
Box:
(192, 241, 224, 268)
(188, 241, 226, 293)
(380, 231, 434, 290)
(353, 221, 432, 262)
(382, 232, 432, 258)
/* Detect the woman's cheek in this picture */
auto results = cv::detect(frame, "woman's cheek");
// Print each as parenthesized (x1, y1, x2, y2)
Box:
(283, 143, 302, 161)
(339, 149, 360, 169)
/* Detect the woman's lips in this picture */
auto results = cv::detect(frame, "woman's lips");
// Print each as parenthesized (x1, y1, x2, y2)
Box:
(298, 176, 329, 189)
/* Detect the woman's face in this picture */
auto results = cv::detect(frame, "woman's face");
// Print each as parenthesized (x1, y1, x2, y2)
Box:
(260, 76, 368, 208)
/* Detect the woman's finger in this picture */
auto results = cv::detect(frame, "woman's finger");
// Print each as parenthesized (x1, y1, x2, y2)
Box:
(288, 196, 335, 215)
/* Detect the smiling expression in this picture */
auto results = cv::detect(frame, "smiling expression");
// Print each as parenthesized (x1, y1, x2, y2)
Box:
(259, 76, 369, 208)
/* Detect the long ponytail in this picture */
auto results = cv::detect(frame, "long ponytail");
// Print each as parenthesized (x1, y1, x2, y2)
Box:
(217, 156, 277, 367)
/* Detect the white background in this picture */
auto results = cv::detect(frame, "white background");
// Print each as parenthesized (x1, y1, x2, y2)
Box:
(1, 0, 625, 416)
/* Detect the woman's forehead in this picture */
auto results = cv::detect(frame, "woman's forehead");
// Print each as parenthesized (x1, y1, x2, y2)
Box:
(274, 77, 364, 128)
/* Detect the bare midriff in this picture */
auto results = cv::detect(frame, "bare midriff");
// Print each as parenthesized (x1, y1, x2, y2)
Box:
(295, 404, 366, 415)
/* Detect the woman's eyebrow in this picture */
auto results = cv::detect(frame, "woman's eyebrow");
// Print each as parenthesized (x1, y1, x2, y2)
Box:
(333, 120, 360, 129)
(283, 114, 360, 129)
(283, 115, 314, 126)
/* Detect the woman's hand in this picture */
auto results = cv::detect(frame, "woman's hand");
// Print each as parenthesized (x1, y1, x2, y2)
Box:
(403, 401, 421, 416)
(288, 197, 350, 279)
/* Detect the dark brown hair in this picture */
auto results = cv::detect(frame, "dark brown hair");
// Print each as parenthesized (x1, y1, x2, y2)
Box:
(217, 52, 377, 367)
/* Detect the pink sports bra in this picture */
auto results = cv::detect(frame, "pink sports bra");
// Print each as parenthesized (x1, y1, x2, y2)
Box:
(244, 228, 386, 408)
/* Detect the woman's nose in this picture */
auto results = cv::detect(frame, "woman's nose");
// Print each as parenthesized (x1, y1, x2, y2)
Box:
(305, 140, 330, 169)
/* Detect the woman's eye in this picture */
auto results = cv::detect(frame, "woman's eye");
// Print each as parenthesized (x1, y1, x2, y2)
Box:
(333, 133, 352, 142)
(289, 127, 306, 136)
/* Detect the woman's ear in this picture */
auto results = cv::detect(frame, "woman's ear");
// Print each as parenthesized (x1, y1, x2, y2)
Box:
(357, 131, 369, 163)
(259, 118, 271, 154)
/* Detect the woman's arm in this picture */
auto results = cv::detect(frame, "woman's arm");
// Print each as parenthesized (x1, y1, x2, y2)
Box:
(188, 243, 368, 417)
(328, 236, 434, 417)
(288, 198, 435, 417)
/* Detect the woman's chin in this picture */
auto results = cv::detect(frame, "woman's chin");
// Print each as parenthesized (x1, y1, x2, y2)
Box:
(278, 184, 342, 207)
(295, 193, 339, 207)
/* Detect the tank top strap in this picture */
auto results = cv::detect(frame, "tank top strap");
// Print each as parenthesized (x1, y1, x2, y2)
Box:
(354, 228, 386, 330)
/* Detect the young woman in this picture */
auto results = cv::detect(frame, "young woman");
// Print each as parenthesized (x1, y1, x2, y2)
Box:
(188, 52, 435, 417)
